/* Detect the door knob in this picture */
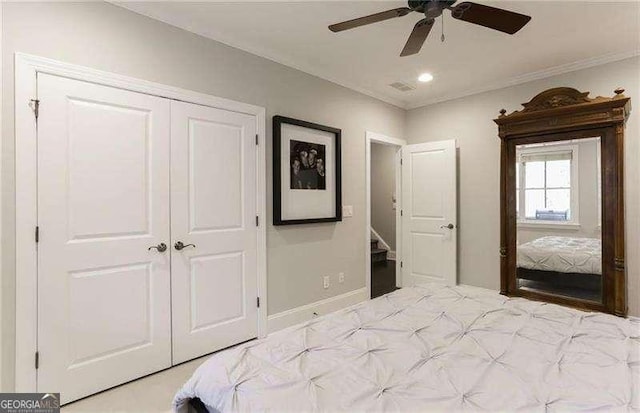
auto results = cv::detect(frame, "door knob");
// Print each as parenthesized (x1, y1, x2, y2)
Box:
(148, 243, 167, 252)
(441, 223, 455, 230)
(174, 241, 196, 251)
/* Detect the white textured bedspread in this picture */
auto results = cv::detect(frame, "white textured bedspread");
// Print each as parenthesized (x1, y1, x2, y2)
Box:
(517, 236, 602, 275)
(173, 284, 639, 412)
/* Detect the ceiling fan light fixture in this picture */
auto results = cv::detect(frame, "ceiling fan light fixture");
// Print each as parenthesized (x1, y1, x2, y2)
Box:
(418, 73, 434, 83)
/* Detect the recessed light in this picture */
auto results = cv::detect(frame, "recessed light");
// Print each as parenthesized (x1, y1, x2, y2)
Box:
(418, 73, 434, 83)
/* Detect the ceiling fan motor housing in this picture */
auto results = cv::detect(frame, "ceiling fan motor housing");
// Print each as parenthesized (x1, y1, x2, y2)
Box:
(408, 0, 456, 12)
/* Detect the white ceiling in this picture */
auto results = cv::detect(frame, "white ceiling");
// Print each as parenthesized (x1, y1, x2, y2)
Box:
(118, 1, 640, 109)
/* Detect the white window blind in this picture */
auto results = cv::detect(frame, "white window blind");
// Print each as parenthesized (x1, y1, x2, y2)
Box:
(519, 151, 572, 163)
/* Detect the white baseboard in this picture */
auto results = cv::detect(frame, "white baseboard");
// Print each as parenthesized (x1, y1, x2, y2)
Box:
(267, 287, 368, 334)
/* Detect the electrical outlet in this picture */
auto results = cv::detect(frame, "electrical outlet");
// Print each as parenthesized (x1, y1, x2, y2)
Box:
(338, 272, 345, 283)
(323, 276, 330, 289)
(342, 205, 354, 217)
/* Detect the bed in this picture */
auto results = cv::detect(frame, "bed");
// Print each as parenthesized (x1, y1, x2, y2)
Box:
(517, 236, 602, 293)
(173, 283, 639, 412)
(517, 236, 602, 275)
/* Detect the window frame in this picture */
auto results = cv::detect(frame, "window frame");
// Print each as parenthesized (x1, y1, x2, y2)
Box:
(516, 143, 580, 228)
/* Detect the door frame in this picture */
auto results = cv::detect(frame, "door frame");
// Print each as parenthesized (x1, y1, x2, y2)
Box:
(14, 53, 268, 391)
(365, 131, 406, 298)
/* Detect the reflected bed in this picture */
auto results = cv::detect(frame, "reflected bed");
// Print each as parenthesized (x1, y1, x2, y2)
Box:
(517, 236, 601, 275)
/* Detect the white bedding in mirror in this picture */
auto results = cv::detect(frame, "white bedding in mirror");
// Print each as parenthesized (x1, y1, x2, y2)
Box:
(173, 283, 638, 412)
(517, 236, 602, 275)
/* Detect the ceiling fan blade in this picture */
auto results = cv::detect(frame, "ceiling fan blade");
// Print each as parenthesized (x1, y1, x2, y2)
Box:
(400, 18, 434, 57)
(450, 2, 531, 35)
(329, 7, 412, 32)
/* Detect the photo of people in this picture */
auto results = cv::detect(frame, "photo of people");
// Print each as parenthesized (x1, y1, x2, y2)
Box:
(290, 140, 326, 190)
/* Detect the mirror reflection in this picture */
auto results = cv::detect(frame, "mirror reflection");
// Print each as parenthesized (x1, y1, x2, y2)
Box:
(516, 137, 602, 302)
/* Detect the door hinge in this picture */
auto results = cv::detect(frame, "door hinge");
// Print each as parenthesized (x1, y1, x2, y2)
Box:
(400, 210, 403, 217)
(35, 351, 39, 369)
(256, 216, 259, 227)
(30, 99, 40, 120)
(256, 134, 259, 145)
(35, 226, 40, 243)
(400, 261, 403, 268)
(257, 297, 260, 308)
(400, 158, 403, 165)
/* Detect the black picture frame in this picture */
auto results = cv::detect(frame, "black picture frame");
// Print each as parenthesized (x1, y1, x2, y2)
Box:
(273, 116, 342, 226)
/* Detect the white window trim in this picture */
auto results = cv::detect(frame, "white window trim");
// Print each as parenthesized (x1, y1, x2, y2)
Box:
(516, 143, 580, 227)
(517, 221, 582, 230)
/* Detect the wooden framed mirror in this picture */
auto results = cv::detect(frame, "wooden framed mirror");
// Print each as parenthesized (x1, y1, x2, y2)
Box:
(494, 87, 631, 316)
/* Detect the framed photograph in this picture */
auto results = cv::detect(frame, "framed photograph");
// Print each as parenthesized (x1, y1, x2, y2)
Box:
(273, 116, 342, 225)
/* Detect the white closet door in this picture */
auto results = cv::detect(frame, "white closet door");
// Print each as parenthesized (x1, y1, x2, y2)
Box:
(37, 74, 172, 403)
(171, 101, 258, 364)
(401, 140, 457, 287)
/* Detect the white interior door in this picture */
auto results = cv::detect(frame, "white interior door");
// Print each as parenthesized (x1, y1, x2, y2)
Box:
(170, 101, 258, 364)
(401, 140, 457, 287)
(37, 74, 172, 403)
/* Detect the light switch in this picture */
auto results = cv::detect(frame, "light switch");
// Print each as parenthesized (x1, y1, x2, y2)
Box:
(342, 205, 354, 217)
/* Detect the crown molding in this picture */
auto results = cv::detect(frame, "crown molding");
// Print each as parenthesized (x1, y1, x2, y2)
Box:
(114, 3, 407, 109)
(406, 50, 640, 110)
(115, 3, 637, 113)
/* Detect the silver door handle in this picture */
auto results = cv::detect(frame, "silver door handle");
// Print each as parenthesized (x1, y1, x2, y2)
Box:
(174, 241, 196, 251)
(440, 224, 455, 230)
(148, 243, 167, 252)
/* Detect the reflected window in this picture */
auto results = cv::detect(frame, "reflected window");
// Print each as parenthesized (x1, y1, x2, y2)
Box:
(516, 145, 577, 223)
(516, 137, 602, 303)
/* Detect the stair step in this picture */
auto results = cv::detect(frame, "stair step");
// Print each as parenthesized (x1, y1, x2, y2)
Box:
(371, 248, 387, 263)
(370, 239, 379, 249)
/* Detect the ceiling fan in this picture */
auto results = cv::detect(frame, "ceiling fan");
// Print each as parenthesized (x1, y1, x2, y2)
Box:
(329, 0, 531, 57)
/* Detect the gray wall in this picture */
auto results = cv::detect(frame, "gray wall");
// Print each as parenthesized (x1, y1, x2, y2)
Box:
(0, 2, 405, 390)
(1, 0, 638, 395)
(406, 56, 640, 317)
(371, 143, 397, 250)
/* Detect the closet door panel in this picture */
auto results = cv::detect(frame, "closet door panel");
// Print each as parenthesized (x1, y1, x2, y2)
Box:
(37, 73, 172, 404)
(171, 101, 258, 364)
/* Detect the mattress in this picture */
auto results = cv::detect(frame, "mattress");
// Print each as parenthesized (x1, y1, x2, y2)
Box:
(517, 236, 602, 275)
(173, 283, 639, 412)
